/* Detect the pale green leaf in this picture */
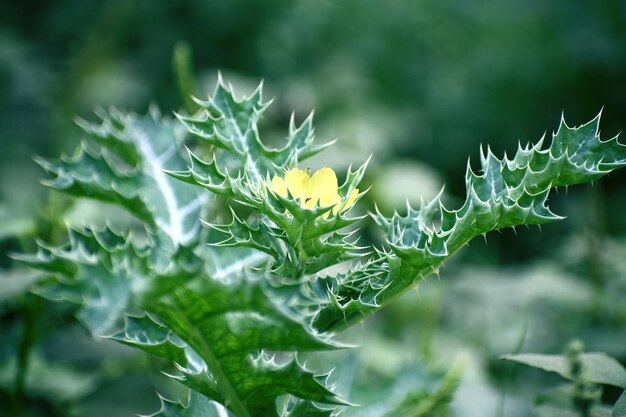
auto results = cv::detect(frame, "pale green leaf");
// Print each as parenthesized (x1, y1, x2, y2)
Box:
(0, 269, 43, 303)
(0, 353, 99, 402)
(502, 352, 626, 388)
(177, 76, 331, 186)
(145, 391, 232, 417)
(39, 109, 208, 249)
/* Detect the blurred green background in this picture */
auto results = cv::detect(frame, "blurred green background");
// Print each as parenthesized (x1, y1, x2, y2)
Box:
(2, 1, 626, 416)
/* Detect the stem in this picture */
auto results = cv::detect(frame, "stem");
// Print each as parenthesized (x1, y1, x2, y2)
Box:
(168, 304, 251, 417)
(173, 41, 198, 115)
(585, 183, 606, 317)
(296, 230, 309, 278)
(567, 340, 598, 417)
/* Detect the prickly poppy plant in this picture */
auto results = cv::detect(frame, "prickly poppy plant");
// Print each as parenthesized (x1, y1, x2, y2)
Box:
(17, 75, 626, 416)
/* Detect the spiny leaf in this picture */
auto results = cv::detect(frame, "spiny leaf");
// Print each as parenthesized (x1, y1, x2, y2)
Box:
(279, 397, 337, 417)
(145, 391, 232, 417)
(21, 222, 344, 416)
(166, 148, 235, 196)
(109, 314, 191, 367)
(39, 109, 208, 249)
(35, 145, 152, 224)
(314, 113, 626, 331)
(177, 75, 331, 186)
(16, 225, 151, 335)
(148, 269, 345, 417)
(203, 208, 282, 260)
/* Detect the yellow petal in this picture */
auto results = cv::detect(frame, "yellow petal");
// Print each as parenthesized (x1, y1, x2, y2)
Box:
(319, 192, 341, 208)
(270, 175, 287, 198)
(310, 168, 338, 198)
(320, 192, 342, 217)
(284, 168, 310, 199)
(342, 188, 359, 212)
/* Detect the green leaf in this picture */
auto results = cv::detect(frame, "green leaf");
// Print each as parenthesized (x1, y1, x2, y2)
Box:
(0, 205, 35, 241)
(16, 225, 151, 335)
(327, 349, 465, 417)
(205, 208, 283, 260)
(501, 352, 626, 388)
(166, 148, 235, 196)
(0, 353, 99, 402)
(38, 109, 208, 249)
(381, 359, 464, 417)
(278, 398, 336, 417)
(146, 391, 232, 417)
(314, 113, 626, 331)
(177, 75, 331, 186)
(0, 269, 43, 303)
(109, 314, 191, 368)
(148, 270, 345, 417)
(21, 223, 344, 416)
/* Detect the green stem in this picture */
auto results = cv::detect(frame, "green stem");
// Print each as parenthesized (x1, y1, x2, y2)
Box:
(585, 183, 606, 317)
(169, 304, 251, 417)
(173, 41, 198, 114)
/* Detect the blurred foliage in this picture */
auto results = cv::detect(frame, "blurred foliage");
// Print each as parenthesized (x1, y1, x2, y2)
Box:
(2, 0, 626, 416)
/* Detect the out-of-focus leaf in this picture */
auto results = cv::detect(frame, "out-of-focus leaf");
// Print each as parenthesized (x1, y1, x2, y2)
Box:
(0, 206, 34, 241)
(0, 269, 43, 303)
(502, 353, 626, 388)
(381, 357, 465, 417)
(0, 353, 99, 401)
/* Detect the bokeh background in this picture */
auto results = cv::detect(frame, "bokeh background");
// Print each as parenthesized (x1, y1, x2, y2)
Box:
(2, 1, 626, 416)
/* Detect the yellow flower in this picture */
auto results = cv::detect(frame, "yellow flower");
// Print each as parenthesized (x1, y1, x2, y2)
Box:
(271, 167, 359, 218)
